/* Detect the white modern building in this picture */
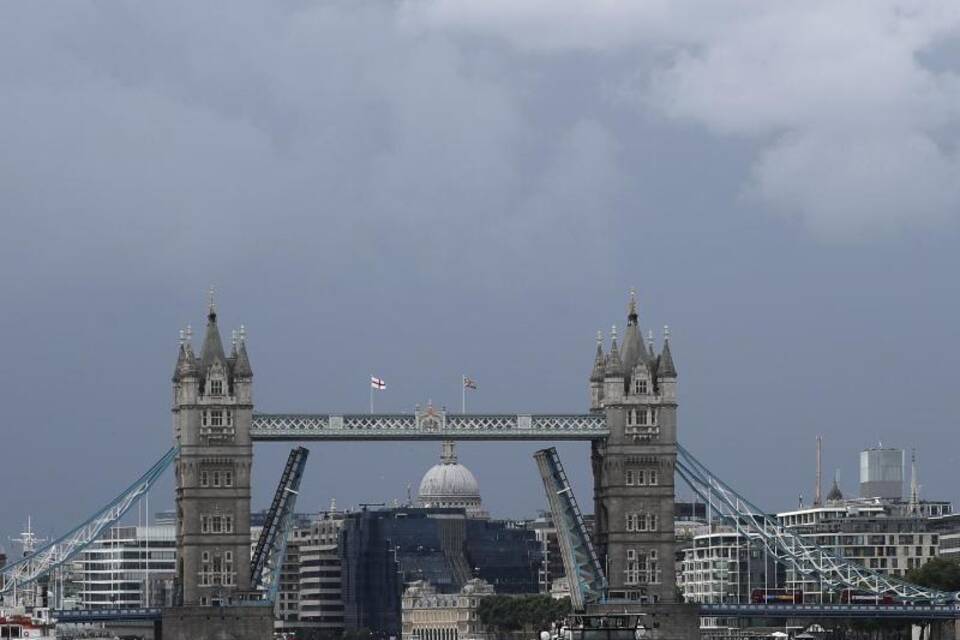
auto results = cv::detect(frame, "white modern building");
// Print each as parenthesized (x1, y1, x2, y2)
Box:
(679, 528, 778, 604)
(273, 510, 347, 638)
(78, 522, 176, 608)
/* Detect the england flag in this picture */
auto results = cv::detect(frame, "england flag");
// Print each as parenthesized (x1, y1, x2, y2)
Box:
(370, 376, 386, 390)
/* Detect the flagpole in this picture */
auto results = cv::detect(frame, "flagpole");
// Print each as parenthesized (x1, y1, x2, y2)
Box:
(462, 375, 466, 414)
(370, 376, 374, 414)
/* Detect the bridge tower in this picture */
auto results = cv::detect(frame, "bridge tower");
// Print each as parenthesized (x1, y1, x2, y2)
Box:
(590, 293, 679, 605)
(171, 297, 256, 607)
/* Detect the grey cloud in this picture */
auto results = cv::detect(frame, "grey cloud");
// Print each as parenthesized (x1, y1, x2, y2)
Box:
(2, 1, 960, 544)
(416, 0, 960, 237)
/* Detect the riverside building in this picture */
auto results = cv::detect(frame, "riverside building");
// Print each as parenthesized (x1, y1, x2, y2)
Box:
(776, 484, 940, 600)
(679, 528, 779, 604)
(78, 521, 176, 608)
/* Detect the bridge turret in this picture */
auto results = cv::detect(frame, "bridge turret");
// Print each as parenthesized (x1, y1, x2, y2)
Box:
(232, 325, 253, 405)
(590, 331, 605, 411)
(173, 326, 200, 434)
(656, 326, 677, 402)
(603, 326, 624, 403)
(592, 297, 679, 607)
(172, 293, 255, 608)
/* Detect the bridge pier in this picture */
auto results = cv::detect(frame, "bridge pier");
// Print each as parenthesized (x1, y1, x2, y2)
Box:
(925, 620, 959, 640)
(161, 605, 273, 640)
(585, 602, 699, 639)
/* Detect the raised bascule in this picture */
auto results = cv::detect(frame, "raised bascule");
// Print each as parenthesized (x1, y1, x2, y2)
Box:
(4, 292, 960, 640)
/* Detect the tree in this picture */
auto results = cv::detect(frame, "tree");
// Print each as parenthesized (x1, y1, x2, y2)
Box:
(478, 595, 572, 639)
(906, 557, 960, 593)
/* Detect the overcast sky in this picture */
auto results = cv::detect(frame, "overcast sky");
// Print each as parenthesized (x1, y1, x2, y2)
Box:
(2, 1, 960, 547)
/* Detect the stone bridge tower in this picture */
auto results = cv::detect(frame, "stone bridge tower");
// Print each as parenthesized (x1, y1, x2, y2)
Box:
(171, 298, 255, 607)
(590, 294, 678, 605)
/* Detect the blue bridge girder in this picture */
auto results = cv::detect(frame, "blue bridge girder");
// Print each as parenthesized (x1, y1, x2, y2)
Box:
(699, 603, 960, 620)
(250, 413, 609, 441)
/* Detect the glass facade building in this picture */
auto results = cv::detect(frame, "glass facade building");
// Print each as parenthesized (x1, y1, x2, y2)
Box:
(340, 508, 541, 636)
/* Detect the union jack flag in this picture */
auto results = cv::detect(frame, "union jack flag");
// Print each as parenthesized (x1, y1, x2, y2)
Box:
(463, 377, 477, 390)
(370, 376, 386, 390)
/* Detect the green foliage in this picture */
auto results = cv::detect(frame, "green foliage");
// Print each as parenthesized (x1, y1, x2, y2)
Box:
(906, 557, 960, 592)
(477, 595, 571, 636)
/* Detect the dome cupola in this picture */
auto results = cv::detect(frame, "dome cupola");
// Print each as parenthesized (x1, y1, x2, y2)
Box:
(417, 441, 487, 518)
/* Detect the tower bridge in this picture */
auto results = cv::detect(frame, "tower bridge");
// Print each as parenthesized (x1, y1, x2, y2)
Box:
(4, 293, 960, 640)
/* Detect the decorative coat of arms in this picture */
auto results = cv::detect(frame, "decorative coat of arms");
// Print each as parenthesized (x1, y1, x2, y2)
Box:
(415, 401, 446, 432)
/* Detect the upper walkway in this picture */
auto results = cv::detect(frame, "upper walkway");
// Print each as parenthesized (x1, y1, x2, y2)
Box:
(699, 602, 960, 620)
(250, 412, 608, 441)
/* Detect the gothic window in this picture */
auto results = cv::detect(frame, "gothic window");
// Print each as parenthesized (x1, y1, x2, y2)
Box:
(224, 550, 235, 586)
(648, 470, 658, 486)
(201, 515, 210, 534)
(637, 409, 648, 426)
(625, 470, 635, 486)
(636, 379, 647, 394)
(210, 411, 223, 427)
(210, 379, 223, 396)
(646, 513, 658, 531)
(625, 548, 661, 585)
(626, 512, 658, 532)
(213, 471, 221, 487)
(200, 471, 209, 487)
(224, 470, 234, 487)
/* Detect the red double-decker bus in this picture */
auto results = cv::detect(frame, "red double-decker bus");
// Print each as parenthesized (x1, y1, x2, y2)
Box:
(840, 589, 896, 605)
(751, 589, 803, 604)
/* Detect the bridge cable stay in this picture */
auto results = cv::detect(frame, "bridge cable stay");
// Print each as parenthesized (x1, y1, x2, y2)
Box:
(675, 444, 959, 604)
(533, 447, 606, 610)
(250, 446, 310, 602)
(0, 447, 178, 597)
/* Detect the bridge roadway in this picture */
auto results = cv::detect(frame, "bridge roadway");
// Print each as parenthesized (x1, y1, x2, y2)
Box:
(52, 603, 960, 624)
(250, 413, 609, 441)
(699, 603, 960, 620)
(53, 608, 162, 622)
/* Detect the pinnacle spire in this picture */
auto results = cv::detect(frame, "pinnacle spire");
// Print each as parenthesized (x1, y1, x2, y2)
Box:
(604, 325, 622, 376)
(174, 325, 199, 380)
(233, 325, 253, 378)
(826, 471, 843, 502)
(657, 325, 677, 378)
(208, 285, 216, 319)
(590, 330, 605, 382)
(620, 290, 648, 374)
(200, 296, 227, 373)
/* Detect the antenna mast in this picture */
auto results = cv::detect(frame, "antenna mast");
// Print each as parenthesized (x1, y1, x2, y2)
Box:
(814, 435, 822, 507)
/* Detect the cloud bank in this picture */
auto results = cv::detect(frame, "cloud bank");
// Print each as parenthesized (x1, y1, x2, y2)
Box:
(413, 0, 960, 238)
